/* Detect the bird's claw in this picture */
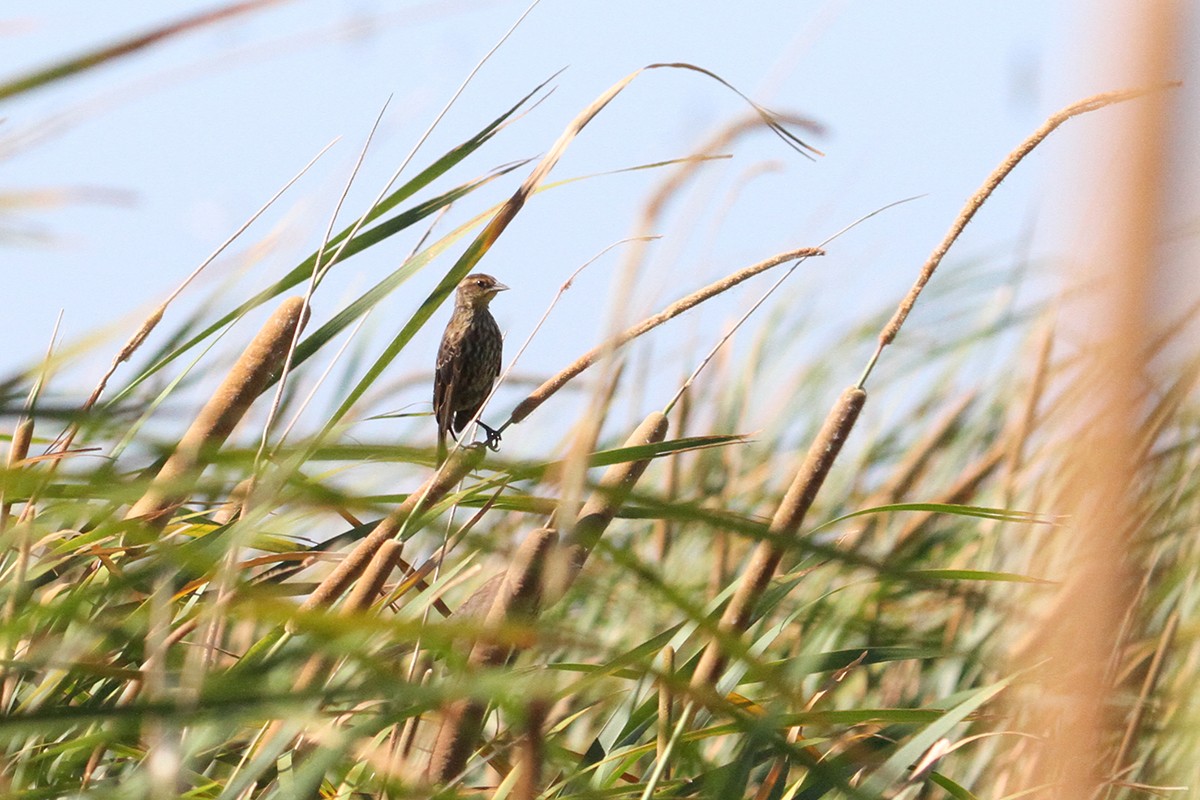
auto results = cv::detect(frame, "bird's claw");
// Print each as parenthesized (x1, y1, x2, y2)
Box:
(479, 422, 503, 452)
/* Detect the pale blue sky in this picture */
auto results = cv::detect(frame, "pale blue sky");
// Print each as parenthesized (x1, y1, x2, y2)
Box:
(2, 2, 1195, 449)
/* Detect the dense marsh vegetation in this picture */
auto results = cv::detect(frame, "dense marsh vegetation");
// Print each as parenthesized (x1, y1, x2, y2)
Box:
(1, 6, 1194, 799)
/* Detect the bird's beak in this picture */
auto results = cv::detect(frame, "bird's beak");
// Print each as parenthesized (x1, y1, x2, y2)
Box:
(491, 282, 510, 293)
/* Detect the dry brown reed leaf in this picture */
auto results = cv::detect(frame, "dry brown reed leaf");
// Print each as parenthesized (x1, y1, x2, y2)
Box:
(298, 444, 485, 614)
(860, 84, 1176, 389)
(507, 247, 823, 426)
(1113, 606, 1180, 774)
(691, 386, 866, 692)
(753, 725, 804, 800)
(12, 448, 100, 467)
(390, 552, 456, 619)
(1001, 323, 1055, 502)
(123, 296, 310, 533)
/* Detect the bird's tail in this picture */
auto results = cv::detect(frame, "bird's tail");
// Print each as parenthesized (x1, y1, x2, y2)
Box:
(436, 429, 448, 465)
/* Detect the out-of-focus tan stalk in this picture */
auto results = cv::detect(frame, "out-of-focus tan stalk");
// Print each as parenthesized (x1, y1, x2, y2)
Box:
(656, 645, 676, 779)
(1011, 2, 1179, 796)
(124, 297, 309, 533)
(298, 445, 484, 614)
(0, 417, 35, 710)
(1, 418, 33, 532)
(559, 411, 669, 579)
(515, 699, 548, 800)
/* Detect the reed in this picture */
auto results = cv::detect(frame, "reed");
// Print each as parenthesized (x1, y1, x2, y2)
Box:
(0, 9, 1192, 799)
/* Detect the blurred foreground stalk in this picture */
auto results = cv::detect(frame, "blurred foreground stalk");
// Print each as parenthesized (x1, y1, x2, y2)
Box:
(125, 296, 309, 534)
(1010, 1, 1181, 795)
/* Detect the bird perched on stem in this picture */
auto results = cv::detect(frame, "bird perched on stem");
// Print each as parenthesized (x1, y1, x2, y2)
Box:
(434, 273, 508, 462)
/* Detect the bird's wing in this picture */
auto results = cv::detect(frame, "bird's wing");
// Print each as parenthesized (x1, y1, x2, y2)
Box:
(433, 336, 461, 435)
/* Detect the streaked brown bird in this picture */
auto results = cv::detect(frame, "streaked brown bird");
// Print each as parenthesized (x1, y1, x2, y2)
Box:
(434, 273, 508, 461)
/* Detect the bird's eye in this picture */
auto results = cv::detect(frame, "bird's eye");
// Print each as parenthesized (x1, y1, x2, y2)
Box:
(475, 279, 487, 287)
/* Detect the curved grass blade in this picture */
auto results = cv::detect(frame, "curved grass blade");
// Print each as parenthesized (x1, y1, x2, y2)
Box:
(549, 646, 942, 685)
(898, 569, 1054, 585)
(107, 78, 551, 407)
(860, 675, 1012, 794)
(489, 433, 749, 485)
(810, 502, 1054, 534)
(930, 772, 981, 800)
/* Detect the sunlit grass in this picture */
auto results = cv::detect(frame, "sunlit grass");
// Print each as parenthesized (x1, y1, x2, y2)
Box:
(0, 7, 1196, 800)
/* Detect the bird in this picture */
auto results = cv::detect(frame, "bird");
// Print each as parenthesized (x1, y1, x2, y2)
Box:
(433, 273, 508, 461)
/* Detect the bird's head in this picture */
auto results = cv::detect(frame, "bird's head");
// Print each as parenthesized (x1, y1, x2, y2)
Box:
(455, 273, 509, 308)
